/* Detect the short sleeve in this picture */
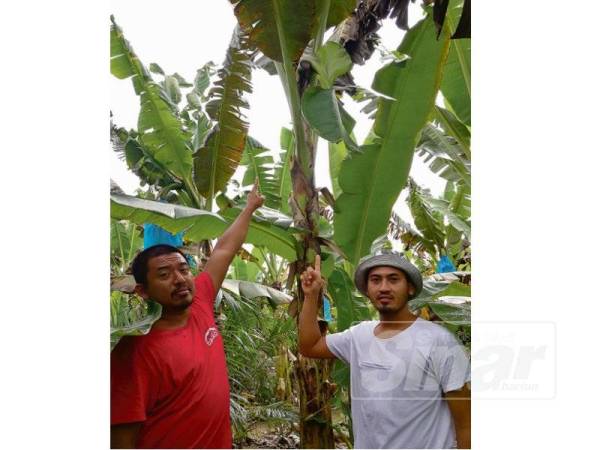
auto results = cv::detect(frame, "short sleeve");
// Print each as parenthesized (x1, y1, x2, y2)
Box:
(194, 271, 216, 306)
(326, 327, 354, 364)
(111, 338, 157, 425)
(431, 329, 471, 393)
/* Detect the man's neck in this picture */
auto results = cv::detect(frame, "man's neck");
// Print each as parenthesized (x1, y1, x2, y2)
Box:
(154, 308, 191, 330)
(377, 306, 417, 331)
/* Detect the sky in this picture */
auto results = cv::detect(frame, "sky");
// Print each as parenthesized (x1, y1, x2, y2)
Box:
(110, 0, 447, 224)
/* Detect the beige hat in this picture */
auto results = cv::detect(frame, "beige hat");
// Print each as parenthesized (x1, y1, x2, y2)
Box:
(354, 251, 423, 299)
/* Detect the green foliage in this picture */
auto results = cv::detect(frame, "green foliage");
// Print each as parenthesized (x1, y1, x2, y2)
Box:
(230, 0, 318, 64)
(110, 219, 143, 275)
(194, 27, 253, 200)
(334, 13, 452, 265)
(111, 193, 299, 261)
(301, 87, 357, 150)
(328, 268, 372, 333)
(440, 3, 471, 126)
(220, 292, 297, 440)
(326, 0, 356, 29)
(240, 136, 281, 209)
(273, 127, 294, 215)
(304, 41, 352, 89)
(111, 17, 195, 187)
(110, 292, 162, 350)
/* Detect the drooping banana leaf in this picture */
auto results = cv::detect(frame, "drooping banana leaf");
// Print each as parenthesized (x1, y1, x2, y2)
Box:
(416, 122, 471, 186)
(230, 0, 319, 64)
(110, 17, 195, 192)
(447, 181, 470, 221)
(426, 197, 471, 240)
(440, 3, 470, 126)
(111, 193, 228, 239)
(334, 12, 451, 265)
(434, 105, 470, 157)
(407, 179, 446, 256)
(240, 136, 281, 209)
(194, 27, 253, 199)
(222, 278, 293, 306)
(111, 193, 299, 261)
(110, 292, 162, 350)
(410, 279, 470, 326)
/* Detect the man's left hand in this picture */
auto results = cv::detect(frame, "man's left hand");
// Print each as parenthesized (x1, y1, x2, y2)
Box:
(246, 178, 265, 212)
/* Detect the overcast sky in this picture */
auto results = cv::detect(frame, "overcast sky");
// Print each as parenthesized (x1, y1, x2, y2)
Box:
(110, 0, 448, 221)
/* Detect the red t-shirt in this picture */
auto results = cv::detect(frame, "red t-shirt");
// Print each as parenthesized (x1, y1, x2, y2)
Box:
(111, 272, 232, 449)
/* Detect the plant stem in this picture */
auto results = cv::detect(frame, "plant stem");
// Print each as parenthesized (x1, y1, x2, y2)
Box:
(271, 0, 311, 178)
(314, 0, 331, 51)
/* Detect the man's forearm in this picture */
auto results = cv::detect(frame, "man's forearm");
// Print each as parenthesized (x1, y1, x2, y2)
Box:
(455, 427, 470, 449)
(298, 292, 321, 354)
(213, 207, 254, 255)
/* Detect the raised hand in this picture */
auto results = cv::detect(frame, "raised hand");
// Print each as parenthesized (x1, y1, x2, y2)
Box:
(246, 178, 265, 212)
(300, 255, 324, 298)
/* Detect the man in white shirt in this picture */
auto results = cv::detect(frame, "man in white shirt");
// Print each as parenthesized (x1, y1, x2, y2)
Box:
(299, 252, 470, 449)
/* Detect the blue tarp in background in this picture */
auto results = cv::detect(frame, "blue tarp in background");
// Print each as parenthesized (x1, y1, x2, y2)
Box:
(436, 255, 457, 273)
(143, 223, 184, 249)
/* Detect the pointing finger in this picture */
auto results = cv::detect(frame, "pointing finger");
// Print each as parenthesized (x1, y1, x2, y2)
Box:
(315, 254, 321, 273)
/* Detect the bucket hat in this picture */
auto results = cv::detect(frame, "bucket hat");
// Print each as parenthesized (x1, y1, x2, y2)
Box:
(354, 251, 423, 299)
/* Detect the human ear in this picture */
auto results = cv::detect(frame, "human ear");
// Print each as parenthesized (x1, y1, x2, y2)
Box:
(134, 284, 150, 300)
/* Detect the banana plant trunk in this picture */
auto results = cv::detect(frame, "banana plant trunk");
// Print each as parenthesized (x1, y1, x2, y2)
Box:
(290, 120, 335, 448)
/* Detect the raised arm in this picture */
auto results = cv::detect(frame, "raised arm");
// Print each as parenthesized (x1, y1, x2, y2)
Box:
(204, 181, 264, 290)
(298, 255, 336, 359)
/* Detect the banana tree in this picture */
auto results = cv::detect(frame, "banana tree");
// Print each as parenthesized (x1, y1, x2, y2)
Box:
(227, 0, 467, 446)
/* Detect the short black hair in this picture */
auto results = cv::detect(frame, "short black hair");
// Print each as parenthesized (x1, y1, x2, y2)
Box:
(131, 244, 187, 286)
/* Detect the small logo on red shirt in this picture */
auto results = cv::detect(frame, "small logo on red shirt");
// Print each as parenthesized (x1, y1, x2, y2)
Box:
(205, 327, 219, 346)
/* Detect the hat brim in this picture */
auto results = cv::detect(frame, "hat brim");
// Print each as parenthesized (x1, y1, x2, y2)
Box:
(354, 254, 423, 299)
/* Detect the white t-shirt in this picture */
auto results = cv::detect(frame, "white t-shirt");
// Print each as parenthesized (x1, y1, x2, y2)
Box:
(326, 318, 470, 449)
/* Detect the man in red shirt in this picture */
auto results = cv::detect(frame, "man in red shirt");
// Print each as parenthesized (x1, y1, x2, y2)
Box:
(111, 183, 264, 449)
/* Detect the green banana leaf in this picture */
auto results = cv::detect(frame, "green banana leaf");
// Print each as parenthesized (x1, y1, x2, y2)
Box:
(303, 41, 353, 89)
(111, 220, 143, 275)
(326, 0, 357, 28)
(410, 279, 471, 326)
(111, 194, 299, 261)
(230, 255, 262, 283)
(110, 292, 162, 350)
(221, 207, 299, 261)
(426, 197, 471, 240)
(110, 17, 194, 187)
(334, 13, 451, 265)
(328, 268, 372, 332)
(408, 179, 446, 256)
(328, 140, 348, 200)
(440, 4, 471, 126)
(273, 127, 294, 215)
(416, 122, 471, 186)
(240, 136, 281, 209)
(434, 106, 470, 158)
(301, 87, 357, 151)
(230, 0, 318, 64)
(194, 27, 253, 199)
